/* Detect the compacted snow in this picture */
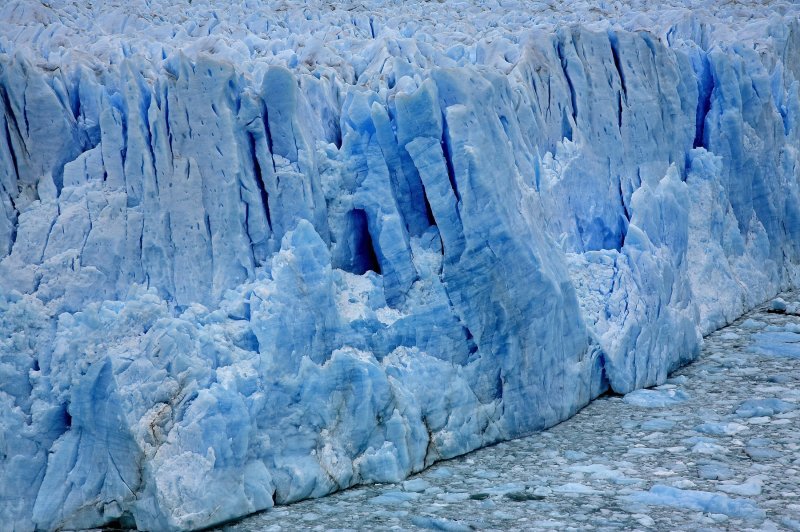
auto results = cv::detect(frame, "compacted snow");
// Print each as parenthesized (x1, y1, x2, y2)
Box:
(1, 1, 800, 530)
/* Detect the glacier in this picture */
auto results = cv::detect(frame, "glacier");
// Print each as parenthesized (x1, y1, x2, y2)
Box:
(1, 0, 800, 530)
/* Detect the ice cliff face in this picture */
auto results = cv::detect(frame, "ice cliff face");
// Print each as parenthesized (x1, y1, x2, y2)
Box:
(1, 1, 800, 530)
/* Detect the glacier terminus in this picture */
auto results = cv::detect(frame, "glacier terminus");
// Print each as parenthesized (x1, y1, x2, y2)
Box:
(1, 0, 800, 530)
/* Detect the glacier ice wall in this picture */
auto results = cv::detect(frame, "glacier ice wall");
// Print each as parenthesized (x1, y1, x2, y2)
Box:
(2, 2, 800, 530)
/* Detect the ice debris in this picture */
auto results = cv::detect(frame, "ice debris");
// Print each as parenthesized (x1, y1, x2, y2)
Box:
(623, 485, 766, 520)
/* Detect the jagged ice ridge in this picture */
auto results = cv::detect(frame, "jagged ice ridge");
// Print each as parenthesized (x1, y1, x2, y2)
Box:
(1, 0, 800, 530)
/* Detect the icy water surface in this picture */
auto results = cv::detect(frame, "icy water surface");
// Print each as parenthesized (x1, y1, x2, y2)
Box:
(223, 298, 800, 531)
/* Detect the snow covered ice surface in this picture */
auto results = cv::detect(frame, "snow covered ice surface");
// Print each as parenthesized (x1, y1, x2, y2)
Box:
(221, 298, 800, 531)
(2, 0, 800, 530)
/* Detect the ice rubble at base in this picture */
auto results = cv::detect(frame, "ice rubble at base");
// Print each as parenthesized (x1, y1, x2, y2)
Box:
(623, 484, 767, 521)
(1, 1, 800, 530)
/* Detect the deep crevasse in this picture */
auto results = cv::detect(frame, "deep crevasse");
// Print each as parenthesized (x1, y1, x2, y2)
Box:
(1, 2, 800, 530)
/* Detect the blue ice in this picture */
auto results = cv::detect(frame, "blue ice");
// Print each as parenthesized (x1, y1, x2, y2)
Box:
(1, 2, 799, 530)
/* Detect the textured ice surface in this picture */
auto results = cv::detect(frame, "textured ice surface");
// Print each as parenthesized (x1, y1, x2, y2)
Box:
(222, 299, 800, 531)
(750, 331, 800, 358)
(623, 485, 767, 520)
(623, 388, 690, 408)
(1, 1, 800, 530)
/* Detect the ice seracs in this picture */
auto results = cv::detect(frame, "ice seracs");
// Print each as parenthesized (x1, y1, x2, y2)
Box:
(1, 1, 800, 530)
